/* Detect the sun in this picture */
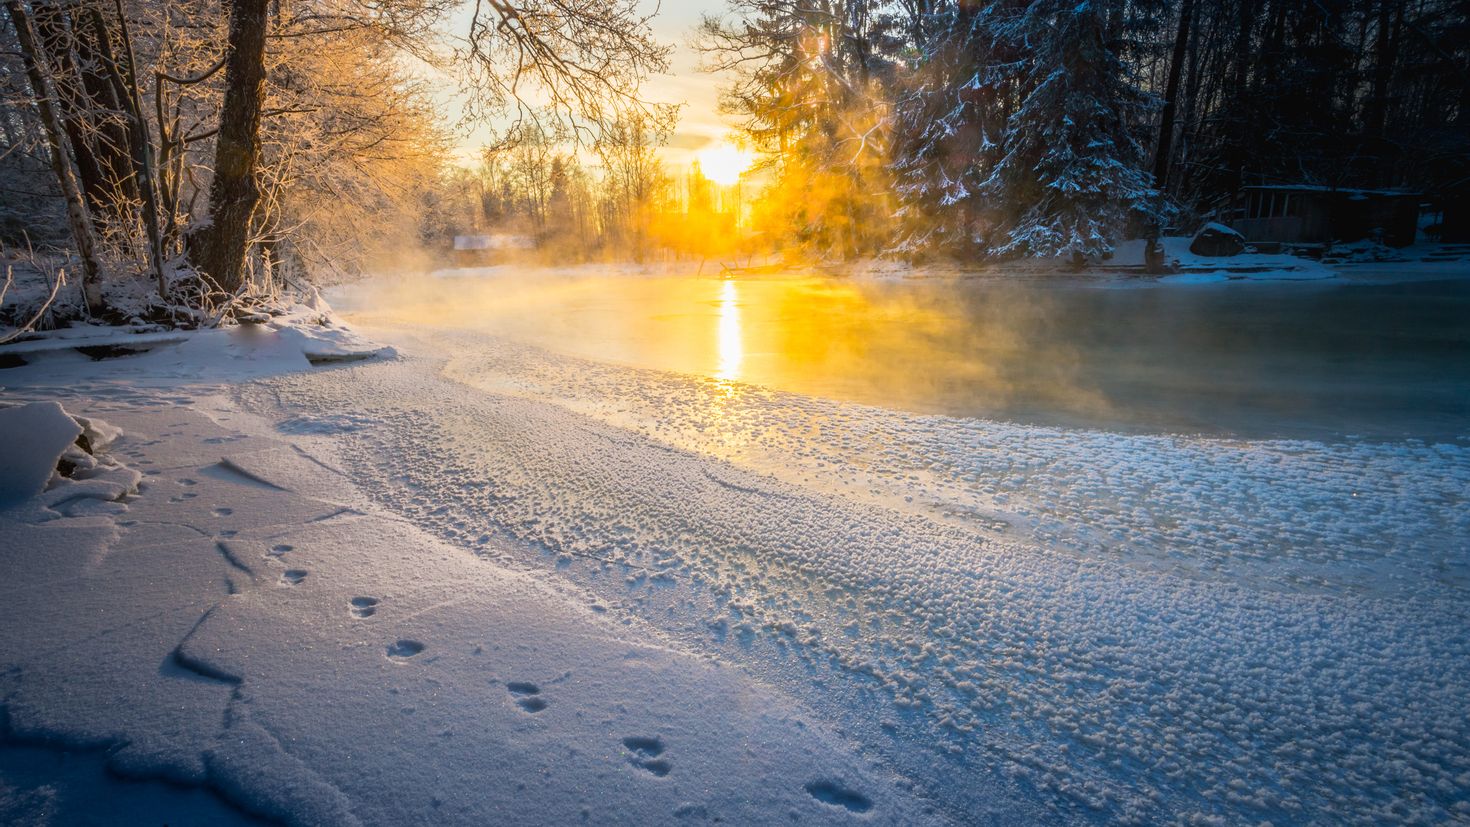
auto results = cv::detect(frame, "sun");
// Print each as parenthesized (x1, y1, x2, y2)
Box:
(697, 142, 752, 186)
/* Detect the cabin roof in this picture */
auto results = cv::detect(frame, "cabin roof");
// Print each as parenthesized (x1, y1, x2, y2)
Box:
(1239, 184, 1421, 199)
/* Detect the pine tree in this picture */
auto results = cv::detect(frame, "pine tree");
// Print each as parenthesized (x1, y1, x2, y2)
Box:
(891, 0, 1023, 256)
(979, 0, 1159, 261)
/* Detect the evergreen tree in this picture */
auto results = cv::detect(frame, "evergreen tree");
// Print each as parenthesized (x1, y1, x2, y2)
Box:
(891, 0, 1022, 255)
(979, 0, 1159, 260)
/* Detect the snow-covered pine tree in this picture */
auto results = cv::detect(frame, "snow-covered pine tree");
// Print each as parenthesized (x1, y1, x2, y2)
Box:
(891, 0, 1025, 257)
(979, 0, 1159, 263)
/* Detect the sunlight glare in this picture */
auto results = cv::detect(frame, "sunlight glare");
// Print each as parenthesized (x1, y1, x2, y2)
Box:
(698, 143, 752, 187)
(715, 279, 743, 382)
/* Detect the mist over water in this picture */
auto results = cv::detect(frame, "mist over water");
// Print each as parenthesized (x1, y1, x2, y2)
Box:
(336, 269, 1470, 441)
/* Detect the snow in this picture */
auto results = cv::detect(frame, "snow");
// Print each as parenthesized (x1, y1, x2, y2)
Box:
(250, 312, 1466, 824)
(0, 319, 943, 824)
(2, 287, 1467, 825)
(0, 402, 81, 506)
(0, 330, 191, 356)
(1109, 236, 1339, 280)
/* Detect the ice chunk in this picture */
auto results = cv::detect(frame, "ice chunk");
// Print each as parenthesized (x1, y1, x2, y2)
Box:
(0, 402, 82, 507)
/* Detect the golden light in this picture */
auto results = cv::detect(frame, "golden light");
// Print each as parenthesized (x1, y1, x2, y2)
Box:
(715, 279, 743, 382)
(697, 142, 752, 187)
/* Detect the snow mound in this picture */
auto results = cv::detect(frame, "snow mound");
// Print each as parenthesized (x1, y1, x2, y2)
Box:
(0, 402, 82, 507)
(1111, 236, 1338, 281)
(266, 305, 394, 365)
(0, 403, 139, 521)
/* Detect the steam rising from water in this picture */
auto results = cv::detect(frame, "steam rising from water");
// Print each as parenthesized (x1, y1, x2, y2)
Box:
(335, 268, 1470, 440)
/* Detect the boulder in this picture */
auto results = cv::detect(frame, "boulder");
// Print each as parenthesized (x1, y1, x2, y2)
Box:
(1189, 222, 1246, 257)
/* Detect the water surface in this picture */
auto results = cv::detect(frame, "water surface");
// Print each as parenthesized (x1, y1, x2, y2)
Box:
(334, 270, 1470, 440)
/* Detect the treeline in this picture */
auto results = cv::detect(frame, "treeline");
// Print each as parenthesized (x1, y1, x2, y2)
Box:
(0, 0, 667, 322)
(428, 118, 748, 263)
(698, 0, 1470, 261)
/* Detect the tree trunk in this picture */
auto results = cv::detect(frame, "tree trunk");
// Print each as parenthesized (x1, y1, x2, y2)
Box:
(5, 0, 105, 313)
(1225, 0, 1259, 191)
(31, 2, 110, 218)
(73, 7, 141, 213)
(1364, 0, 1397, 183)
(188, 0, 268, 293)
(1152, 0, 1195, 195)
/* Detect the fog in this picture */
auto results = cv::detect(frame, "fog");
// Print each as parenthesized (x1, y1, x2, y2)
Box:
(333, 267, 1470, 441)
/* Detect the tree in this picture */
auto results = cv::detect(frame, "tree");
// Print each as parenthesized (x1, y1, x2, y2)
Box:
(891, 0, 1024, 255)
(187, 0, 268, 292)
(4, 0, 104, 311)
(598, 113, 669, 259)
(698, 0, 903, 258)
(978, 0, 1159, 261)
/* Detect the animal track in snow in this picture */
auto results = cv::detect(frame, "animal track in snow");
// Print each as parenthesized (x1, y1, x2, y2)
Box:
(506, 682, 546, 712)
(350, 597, 379, 618)
(386, 640, 425, 659)
(270, 544, 294, 555)
(623, 736, 670, 776)
(281, 569, 308, 585)
(213, 507, 233, 516)
(804, 780, 872, 813)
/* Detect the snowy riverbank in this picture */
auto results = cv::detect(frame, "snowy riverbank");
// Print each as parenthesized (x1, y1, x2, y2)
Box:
(3, 297, 1469, 825)
(0, 319, 941, 825)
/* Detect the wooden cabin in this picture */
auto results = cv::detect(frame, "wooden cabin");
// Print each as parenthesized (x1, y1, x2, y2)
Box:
(1433, 184, 1469, 243)
(452, 234, 533, 266)
(1231, 185, 1420, 248)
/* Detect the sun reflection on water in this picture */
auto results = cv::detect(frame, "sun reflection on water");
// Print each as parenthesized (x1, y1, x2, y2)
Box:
(715, 279, 743, 383)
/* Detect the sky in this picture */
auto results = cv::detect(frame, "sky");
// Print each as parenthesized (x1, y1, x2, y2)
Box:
(440, 0, 734, 170)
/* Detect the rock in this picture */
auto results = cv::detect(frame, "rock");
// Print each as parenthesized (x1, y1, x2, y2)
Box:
(1190, 222, 1246, 257)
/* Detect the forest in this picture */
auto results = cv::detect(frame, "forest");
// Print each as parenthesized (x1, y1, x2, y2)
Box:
(2, 0, 1468, 322)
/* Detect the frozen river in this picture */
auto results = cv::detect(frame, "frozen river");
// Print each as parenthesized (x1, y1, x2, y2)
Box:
(230, 267, 1470, 824)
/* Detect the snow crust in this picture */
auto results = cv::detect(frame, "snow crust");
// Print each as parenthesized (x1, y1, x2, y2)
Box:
(232, 322, 1470, 825)
(0, 319, 940, 824)
(3, 293, 1467, 825)
(0, 402, 81, 506)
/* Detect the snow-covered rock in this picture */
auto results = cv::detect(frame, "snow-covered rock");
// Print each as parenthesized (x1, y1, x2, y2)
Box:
(1188, 222, 1246, 256)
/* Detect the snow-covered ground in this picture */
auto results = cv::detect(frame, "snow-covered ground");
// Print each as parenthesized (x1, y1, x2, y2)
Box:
(0, 320, 940, 824)
(2, 281, 1468, 825)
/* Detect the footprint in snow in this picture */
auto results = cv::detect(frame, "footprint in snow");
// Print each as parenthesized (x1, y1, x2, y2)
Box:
(213, 507, 233, 516)
(270, 544, 294, 556)
(281, 569, 308, 585)
(386, 640, 425, 659)
(350, 597, 379, 618)
(623, 736, 671, 777)
(804, 780, 872, 814)
(507, 682, 546, 713)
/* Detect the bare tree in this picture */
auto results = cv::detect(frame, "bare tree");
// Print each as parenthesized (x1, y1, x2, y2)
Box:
(4, 0, 104, 312)
(461, 0, 675, 144)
